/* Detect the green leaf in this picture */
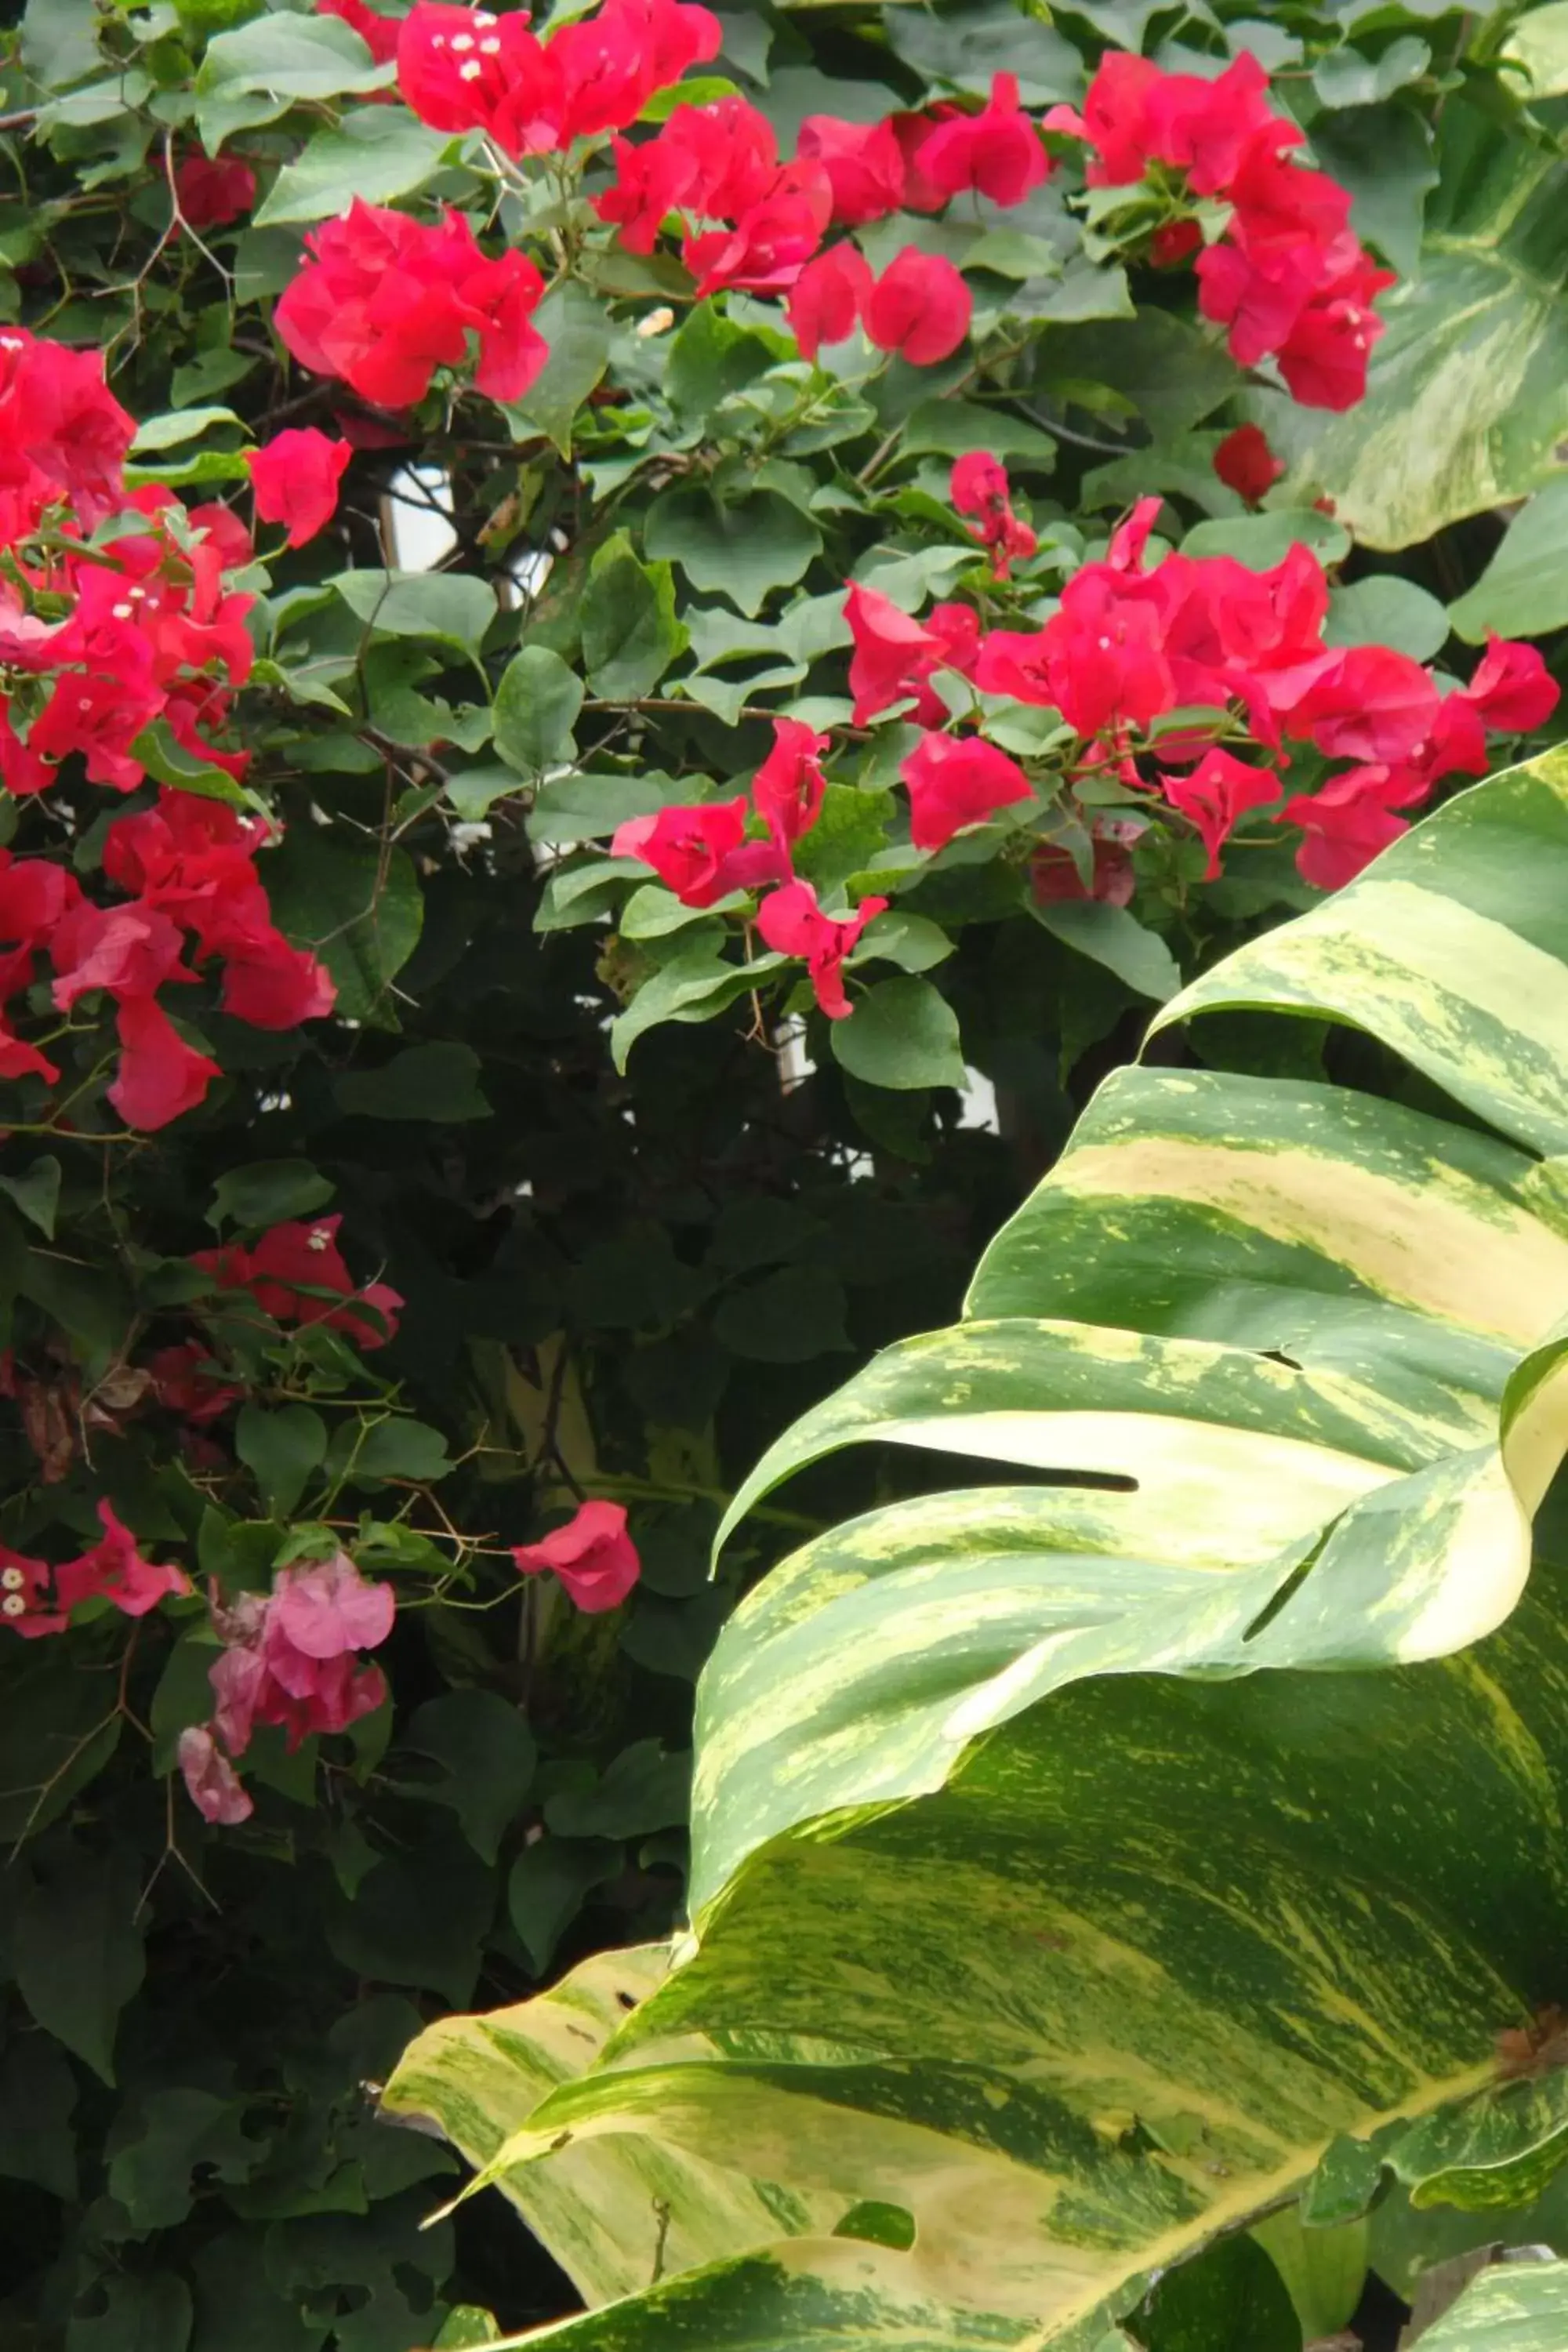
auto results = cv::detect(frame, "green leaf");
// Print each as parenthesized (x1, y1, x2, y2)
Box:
(610, 946, 784, 1071)
(129, 405, 244, 452)
(855, 911, 954, 975)
(107, 2087, 263, 2230)
(252, 107, 454, 227)
(1327, 575, 1450, 662)
(528, 770, 691, 846)
(433, 2312, 502, 2349)
(193, 14, 393, 149)
(335, 1042, 492, 1123)
(1181, 508, 1350, 570)
(493, 644, 585, 776)
(208, 1160, 334, 1232)
(0, 2037, 78, 2200)
(712, 1265, 851, 1363)
(332, 569, 496, 649)
(236, 1403, 328, 1519)
(398, 1692, 536, 1864)
(1134, 2234, 1301, 2351)
(665, 303, 777, 425)
(830, 976, 967, 1091)
(1256, 110, 1568, 548)
(644, 488, 822, 619)
(582, 534, 687, 701)
(325, 1838, 495, 2005)
(265, 832, 423, 1026)
(1503, 2, 1568, 96)
(506, 284, 612, 456)
(900, 401, 1057, 464)
(344, 1416, 453, 1483)
(1249, 2209, 1367, 2340)
(1310, 102, 1439, 280)
(1420, 2261, 1568, 2347)
(0, 1154, 60, 1238)
(66, 2274, 193, 2352)
(1312, 34, 1429, 107)
(1029, 900, 1181, 1002)
(1449, 476, 1568, 644)
(16, 1853, 146, 2084)
(546, 1741, 691, 1839)
(506, 1838, 624, 1975)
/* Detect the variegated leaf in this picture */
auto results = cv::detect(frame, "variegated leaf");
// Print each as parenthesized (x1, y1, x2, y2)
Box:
(389, 760, 1568, 2351)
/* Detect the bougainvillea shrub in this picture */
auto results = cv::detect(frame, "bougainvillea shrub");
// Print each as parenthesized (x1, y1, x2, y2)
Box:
(0, 0, 1563, 2340)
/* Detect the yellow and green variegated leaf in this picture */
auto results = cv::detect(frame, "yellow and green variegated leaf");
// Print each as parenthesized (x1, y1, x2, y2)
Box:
(394, 760, 1568, 2352)
(1420, 2259, 1568, 2349)
(379, 1945, 840, 2306)
(1252, 111, 1568, 549)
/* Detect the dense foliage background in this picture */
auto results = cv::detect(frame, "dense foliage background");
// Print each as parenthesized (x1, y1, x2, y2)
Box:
(3, 0, 1568, 2344)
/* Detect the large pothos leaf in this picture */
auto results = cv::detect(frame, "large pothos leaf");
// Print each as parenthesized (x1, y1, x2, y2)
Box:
(1420, 2259, 1568, 2348)
(1255, 108, 1568, 549)
(381, 1946, 840, 2305)
(387, 758, 1568, 2350)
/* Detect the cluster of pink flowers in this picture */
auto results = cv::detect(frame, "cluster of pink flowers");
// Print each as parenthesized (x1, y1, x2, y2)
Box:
(0, 1501, 191, 1639)
(615, 463, 1559, 1006)
(0, 788, 334, 1127)
(0, 332, 339, 1126)
(274, 200, 550, 409)
(613, 719, 887, 1018)
(1049, 53, 1393, 411)
(590, 67, 1051, 343)
(177, 1552, 396, 1824)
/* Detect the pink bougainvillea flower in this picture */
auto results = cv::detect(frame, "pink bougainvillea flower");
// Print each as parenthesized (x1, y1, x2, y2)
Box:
(950, 450, 1037, 579)
(756, 880, 887, 1019)
(612, 798, 783, 905)
(797, 114, 906, 225)
(1031, 818, 1141, 909)
(512, 1500, 641, 1612)
(900, 732, 1033, 851)
(1212, 423, 1284, 505)
(56, 1501, 191, 1620)
(108, 996, 222, 1131)
(0, 1543, 67, 1638)
(844, 583, 978, 725)
(1282, 643, 1441, 767)
(397, 2, 560, 151)
(786, 242, 873, 361)
(178, 1725, 254, 1825)
(318, 0, 402, 63)
(750, 718, 828, 855)
(248, 428, 351, 548)
(917, 73, 1049, 208)
(274, 200, 548, 408)
(1459, 633, 1560, 733)
(1159, 746, 1278, 878)
(193, 1215, 403, 1348)
(48, 902, 189, 1013)
(175, 153, 257, 230)
(1279, 762, 1426, 891)
(0, 328, 137, 524)
(200, 1552, 395, 1766)
(862, 248, 972, 365)
(682, 161, 833, 297)
(147, 1341, 243, 1427)
(270, 1548, 397, 1660)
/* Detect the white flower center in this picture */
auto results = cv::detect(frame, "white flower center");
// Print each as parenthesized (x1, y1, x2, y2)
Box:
(2, 1592, 25, 1616)
(458, 57, 483, 77)
(0, 1566, 24, 1591)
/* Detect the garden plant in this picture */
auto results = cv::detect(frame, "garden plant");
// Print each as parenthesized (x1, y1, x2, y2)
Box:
(5, 0, 1568, 2345)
